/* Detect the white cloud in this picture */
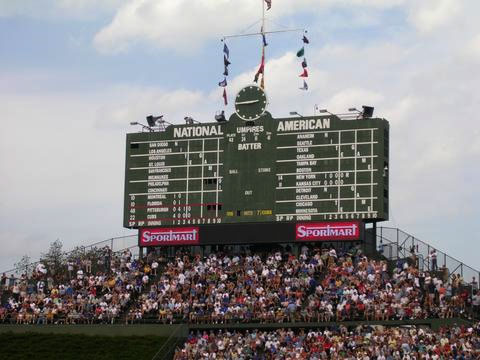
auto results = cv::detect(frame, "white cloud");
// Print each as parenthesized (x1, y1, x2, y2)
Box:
(0, 0, 123, 20)
(3, 0, 480, 271)
(465, 33, 480, 59)
(93, 0, 409, 54)
(407, 0, 461, 33)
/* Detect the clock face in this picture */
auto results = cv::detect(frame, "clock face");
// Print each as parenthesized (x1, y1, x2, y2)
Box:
(234, 85, 268, 121)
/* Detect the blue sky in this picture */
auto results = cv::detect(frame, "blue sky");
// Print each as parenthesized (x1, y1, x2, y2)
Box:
(1, 0, 479, 272)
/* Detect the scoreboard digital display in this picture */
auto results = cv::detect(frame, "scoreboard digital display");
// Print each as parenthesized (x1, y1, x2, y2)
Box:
(124, 112, 389, 229)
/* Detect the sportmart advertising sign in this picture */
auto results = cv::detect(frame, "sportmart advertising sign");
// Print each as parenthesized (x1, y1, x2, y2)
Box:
(295, 221, 361, 242)
(137, 221, 365, 247)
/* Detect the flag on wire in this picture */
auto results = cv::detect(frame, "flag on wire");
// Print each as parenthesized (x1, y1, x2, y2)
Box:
(223, 88, 228, 105)
(224, 55, 231, 67)
(302, 35, 310, 44)
(296, 47, 305, 57)
(262, 33, 268, 47)
(223, 42, 230, 58)
(299, 68, 308, 77)
(302, 58, 307, 68)
(260, 26, 268, 46)
(299, 80, 308, 90)
(265, 0, 272, 10)
(218, 78, 227, 87)
(223, 65, 229, 76)
(254, 48, 265, 83)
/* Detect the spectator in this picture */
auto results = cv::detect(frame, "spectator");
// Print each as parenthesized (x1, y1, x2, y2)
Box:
(67, 261, 74, 279)
(430, 249, 438, 271)
(472, 291, 480, 317)
(471, 276, 478, 292)
(0, 273, 6, 291)
(174, 323, 480, 359)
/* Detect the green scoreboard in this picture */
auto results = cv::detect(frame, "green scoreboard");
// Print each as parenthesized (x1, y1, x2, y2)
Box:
(124, 86, 389, 229)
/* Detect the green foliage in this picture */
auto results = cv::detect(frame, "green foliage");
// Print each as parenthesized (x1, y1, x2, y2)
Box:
(40, 239, 65, 277)
(0, 332, 167, 360)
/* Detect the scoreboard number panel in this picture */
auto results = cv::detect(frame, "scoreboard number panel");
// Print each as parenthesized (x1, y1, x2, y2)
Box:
(222, 112, 277, 222)
(124, 114, 389, 228)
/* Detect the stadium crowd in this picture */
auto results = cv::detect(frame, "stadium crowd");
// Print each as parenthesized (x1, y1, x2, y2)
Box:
(0, 244, 479, 326)
(174, 323, 480, 359)
(131, 246, 477, 324)
(0, 247, 153, 324)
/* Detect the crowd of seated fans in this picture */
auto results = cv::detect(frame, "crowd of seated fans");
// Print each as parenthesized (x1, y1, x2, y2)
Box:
(0, 247, 153, 325)
(174, 323, 480, 359)
(130, 245, 477, 325)
(0, 244, 478, 326)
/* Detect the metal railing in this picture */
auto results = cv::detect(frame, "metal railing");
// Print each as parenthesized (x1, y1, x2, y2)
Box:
(1, 235, 139, 278)
(151, 325, 188, 360)
(374, 227, 480, 284)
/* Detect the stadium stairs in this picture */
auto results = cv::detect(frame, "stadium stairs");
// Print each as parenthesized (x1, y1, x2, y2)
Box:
(367, 227, 480, 284)
(119, 259, 167, 325)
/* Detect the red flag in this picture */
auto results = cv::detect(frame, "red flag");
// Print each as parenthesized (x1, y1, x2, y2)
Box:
(299, 68, 308, 77)
(223, 88, 228, 105)
(254, 48, 265, 82)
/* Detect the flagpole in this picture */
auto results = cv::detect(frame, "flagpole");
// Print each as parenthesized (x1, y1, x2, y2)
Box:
(261, 0, 266, 89)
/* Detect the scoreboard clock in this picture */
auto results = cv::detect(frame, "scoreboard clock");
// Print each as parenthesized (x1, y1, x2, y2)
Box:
(124, 105, 389, 229)
(234, 85, 268, 121)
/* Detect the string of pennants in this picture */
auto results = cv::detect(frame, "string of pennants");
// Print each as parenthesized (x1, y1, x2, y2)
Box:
(218, 0, 310, 105)
(298, 31, 309, 91)
(218, 41, 230, 105)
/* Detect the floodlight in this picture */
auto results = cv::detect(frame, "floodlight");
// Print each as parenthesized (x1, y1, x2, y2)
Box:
(289, 111, 303, 117)
(362, 106, 374, 118)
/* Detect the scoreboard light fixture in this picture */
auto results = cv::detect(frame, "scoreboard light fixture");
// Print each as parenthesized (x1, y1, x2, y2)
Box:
(289, 111, 304, 118)
(362, 106, 374, 118)
(184, 116, 200, 125)
(318, 109, 335, 116)
(146, 114, 164, 127)
(130, 121, 154, 132)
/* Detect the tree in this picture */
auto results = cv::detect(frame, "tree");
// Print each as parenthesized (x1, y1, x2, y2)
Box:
(41, 239, 65, 277)
(14, 254, 34, 277)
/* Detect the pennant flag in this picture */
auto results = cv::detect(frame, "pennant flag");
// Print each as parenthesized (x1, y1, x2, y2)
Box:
(296, 47, 305, 57)
(302, 35, 310, 44)
(218, 78, 227, 87)
(265, 0, 271, 10)
(224, 55, 231, 67)
(223, 65, 229, 76)
(260, 26, 268, 47)
(299, 80, 308, 90)
(299, 68, 309, 77)
(262, 33, 268, 47)
(254, 48, 265, 83)
(302, 58, 308, 68)
(223, 88, 228, 105)
(223, 42, 230, 58)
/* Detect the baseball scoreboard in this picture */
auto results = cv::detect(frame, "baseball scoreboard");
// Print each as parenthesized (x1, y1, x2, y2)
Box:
(124, 85, 389, 230)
